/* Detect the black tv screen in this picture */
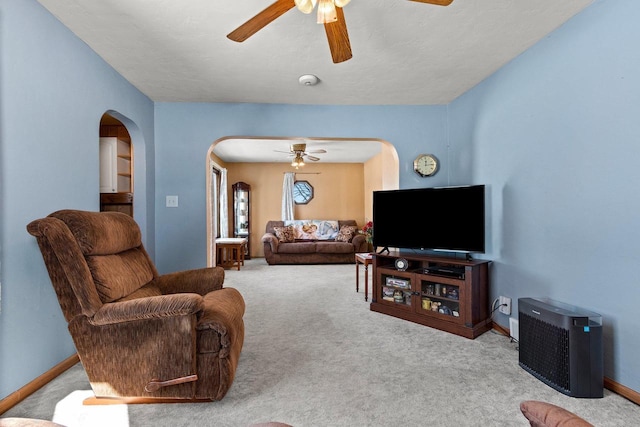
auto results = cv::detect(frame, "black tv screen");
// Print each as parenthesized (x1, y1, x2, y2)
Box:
(372, 185, 485, 253)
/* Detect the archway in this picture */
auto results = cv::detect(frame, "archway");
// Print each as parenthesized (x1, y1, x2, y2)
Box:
(205, 137, 400, 266)
(98, 110, 152, 250)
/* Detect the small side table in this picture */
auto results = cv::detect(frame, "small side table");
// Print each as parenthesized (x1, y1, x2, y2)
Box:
(216, 238, 247, 270)
(355, 252, 373, 301)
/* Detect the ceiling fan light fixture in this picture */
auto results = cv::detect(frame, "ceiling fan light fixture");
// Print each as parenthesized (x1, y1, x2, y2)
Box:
(317, 0, 337, 24)
(291, 154, 305, 169)
(334, 0, 351, 7)
(295, 0, 317, 14)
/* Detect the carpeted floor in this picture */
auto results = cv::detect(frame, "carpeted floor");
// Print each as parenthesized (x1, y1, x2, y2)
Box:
(4, 259, 640, 426)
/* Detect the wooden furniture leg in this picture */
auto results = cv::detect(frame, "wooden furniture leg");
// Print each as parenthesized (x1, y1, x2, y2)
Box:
(355, 255, 360, 293)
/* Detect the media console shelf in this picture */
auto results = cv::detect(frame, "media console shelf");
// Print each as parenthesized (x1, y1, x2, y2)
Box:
(371, 251, 491, 339)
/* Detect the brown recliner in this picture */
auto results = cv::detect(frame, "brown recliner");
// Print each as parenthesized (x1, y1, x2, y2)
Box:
(27, 209, 245, 403)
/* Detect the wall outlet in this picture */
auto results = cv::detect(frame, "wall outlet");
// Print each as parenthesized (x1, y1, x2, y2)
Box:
(509, 317, 519, 341)
(166, 195, 179, 208)
(499, 296, 511, 315)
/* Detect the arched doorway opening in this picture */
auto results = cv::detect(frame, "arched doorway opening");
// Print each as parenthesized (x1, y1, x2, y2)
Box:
(99, 113, 133, 216)
(205, 137, 400, 266)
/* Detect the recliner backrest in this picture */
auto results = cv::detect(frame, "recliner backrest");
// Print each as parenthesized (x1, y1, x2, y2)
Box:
(49, 210, 158, 303)
(27, 210, 159, 320)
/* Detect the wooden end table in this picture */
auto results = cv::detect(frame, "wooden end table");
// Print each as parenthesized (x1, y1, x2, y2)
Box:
(355, 252, 373, 301)
(216, 238, 247, 270)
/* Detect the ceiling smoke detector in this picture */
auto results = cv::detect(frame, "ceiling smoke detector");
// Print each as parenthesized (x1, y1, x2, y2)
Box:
(299, 74, 319, 86)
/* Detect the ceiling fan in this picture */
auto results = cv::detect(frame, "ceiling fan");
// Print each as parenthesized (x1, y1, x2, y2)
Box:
(227, 0, 454, 64)
(275, 143, 327, 168)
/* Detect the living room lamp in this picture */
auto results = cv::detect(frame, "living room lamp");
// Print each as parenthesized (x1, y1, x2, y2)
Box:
(294, 0, 352, 24)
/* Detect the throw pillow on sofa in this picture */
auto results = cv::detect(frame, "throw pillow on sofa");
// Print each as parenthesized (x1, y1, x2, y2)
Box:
(335, 225, 358, 243)
(284, 220, 339, 240)
(273, 225, 295, 242)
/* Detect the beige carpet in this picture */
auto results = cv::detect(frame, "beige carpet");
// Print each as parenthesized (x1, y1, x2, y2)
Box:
(4, 259, 640, 426)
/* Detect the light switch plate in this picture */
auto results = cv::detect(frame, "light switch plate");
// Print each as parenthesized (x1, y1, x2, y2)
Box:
(166, 195, 179, 208)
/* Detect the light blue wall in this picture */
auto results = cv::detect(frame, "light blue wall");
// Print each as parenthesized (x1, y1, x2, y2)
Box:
(449, 0, 640, 390)
(3, 0, 639, 404)
(154, 103, 448, 273)
(0, 0, 155, 399)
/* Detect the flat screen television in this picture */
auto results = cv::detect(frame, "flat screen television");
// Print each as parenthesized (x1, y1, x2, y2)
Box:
(372, 185, 485, 253)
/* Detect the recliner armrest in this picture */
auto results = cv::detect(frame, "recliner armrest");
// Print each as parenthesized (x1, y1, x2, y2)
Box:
(152, 266, 225, 296)
(90, 293, 204, 326)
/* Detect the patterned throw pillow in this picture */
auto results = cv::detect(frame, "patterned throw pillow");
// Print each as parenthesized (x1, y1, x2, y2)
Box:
(273, 225, 295, 243)
(335, 225, 357, 243)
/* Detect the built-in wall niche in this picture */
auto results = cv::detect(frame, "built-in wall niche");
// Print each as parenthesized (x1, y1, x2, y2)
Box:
(99, 114, 133, 216)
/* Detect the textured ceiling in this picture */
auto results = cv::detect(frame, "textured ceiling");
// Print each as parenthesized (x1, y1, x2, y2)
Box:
(37, 0, 593, 105)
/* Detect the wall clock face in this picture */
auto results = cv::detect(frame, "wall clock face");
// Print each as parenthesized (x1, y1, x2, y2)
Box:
(293, 180, 314, 204)
(414, 154, 439, 177)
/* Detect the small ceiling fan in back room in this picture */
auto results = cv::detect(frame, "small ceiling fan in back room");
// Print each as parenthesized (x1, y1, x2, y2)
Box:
(227, 0, 454, 64)
(274, 142, 327, 168)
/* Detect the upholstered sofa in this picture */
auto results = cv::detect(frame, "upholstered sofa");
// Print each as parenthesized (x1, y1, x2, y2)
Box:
(262, 220, 368, 265)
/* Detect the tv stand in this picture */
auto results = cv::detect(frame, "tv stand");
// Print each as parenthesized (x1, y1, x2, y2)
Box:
(371, 251, 491, 339)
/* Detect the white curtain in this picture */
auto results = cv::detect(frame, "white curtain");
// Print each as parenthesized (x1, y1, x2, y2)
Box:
(282, 172, 295, 221)
(210, 167, 219, 264)
(219, 168, 229, 238)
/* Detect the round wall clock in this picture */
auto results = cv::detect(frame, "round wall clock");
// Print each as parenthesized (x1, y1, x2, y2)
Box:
(413, 154, 439, 177)
(293, 180, 314, 204)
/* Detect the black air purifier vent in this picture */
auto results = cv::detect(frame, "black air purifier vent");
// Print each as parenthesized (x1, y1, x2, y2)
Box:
(519, 312, 570, 392)
(518, 298, 603, 398)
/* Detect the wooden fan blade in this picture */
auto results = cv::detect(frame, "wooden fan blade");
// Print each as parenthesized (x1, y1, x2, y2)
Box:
(324, 7, 352, 63)
(307, 149, 327, 154)
(227, 0, 296, 42)
(274, 150, 294, 154)
(306, 155, 321, 161)
(409, 0, 454, 6)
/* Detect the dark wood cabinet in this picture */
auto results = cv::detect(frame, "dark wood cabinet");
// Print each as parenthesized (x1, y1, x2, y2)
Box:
(232, 182, 251, 259)
(100, 192, 133, 217)
(371, 252, 491, 339)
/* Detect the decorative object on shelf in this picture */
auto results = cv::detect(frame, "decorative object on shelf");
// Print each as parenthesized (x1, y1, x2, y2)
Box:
(361, 220, 373, 244)
(393, 289, 404, 304)
(422, 298, 431, 310)
(293, 180, 314, 204)
(394, 258, 408, 271)
(439, 305, 453, 315)
(413, 154, 439, 177)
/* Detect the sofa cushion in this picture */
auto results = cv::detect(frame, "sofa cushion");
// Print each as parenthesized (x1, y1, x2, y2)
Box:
(316, 241, 355, 254)
(335, 225, 358, 243)
(277, 242, 317, 254)
(273, 225, 295, 243)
